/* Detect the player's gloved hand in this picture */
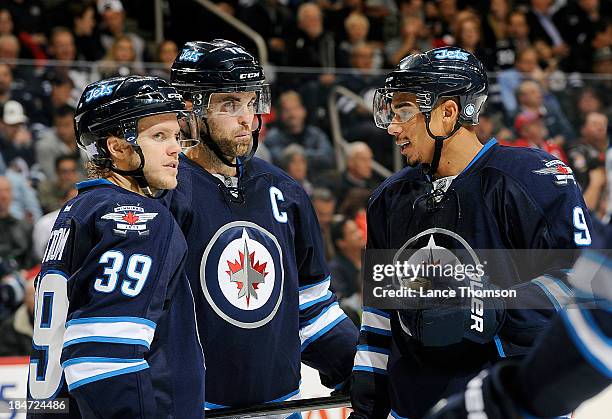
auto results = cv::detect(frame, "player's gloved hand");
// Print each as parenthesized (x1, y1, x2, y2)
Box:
(424, 361, 523, 419)
(396, 275, 505, 347)
(350, 370, 390, 419)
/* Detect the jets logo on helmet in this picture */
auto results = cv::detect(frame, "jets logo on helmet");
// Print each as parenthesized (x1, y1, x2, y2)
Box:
(84, 83, 116, 103)
(178, 49, 203, 62)
(434, 49, 470, 61)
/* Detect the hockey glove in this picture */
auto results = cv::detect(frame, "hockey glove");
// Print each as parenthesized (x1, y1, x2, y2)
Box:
(424, 361, 523, 419)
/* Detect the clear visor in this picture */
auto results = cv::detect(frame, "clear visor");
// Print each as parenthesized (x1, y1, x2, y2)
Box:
(191, 85, 272, 118)
(177, 111, 200, 151)
(373, 89, 423, 129)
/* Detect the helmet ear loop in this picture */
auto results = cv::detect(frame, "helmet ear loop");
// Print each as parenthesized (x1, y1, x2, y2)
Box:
(423, 111, 462, 179)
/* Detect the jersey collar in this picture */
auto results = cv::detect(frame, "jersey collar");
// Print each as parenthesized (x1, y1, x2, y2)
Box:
(75, 178, 113, 190)
(461, 138, 497, 175)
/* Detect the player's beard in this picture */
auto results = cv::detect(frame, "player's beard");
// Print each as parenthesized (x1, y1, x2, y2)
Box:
(205, 118, 253, 162)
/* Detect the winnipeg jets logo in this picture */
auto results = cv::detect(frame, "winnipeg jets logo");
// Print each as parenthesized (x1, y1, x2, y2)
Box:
(532, 160, 576, 186)
(201, 221, 284, 329)
(226, 235, 269, 307)
(101, 205, 158, 236)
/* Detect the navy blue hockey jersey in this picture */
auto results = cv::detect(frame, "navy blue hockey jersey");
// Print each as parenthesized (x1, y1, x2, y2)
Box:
(27, 179, 205, 418)
(353, 139, 593, 418)
(164, 155, 359, 409)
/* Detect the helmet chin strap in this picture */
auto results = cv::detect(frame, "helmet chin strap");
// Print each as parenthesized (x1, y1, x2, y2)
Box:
(109, 147, 162, 198)
(421, 112, 462, 179)
(201, 114, 262, 168)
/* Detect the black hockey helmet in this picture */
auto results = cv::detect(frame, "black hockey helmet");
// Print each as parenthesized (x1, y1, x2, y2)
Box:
(74, 76, 199, 194)
(373, 47, 488, 176)
(170, 39, 271, 167)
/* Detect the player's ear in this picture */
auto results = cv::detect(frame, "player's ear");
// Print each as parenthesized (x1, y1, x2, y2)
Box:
(106, 135, 132, 162)
(441, 99, 460, 133)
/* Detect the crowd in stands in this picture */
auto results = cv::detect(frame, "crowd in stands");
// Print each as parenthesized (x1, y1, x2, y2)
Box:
(0, 0, 611, 351)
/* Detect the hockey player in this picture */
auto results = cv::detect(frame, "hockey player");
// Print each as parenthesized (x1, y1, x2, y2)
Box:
(425, 249, 612, 418)
(167, 39, 359, 412)
(350, 47, 593, 419)
(27, 76, 204, 418)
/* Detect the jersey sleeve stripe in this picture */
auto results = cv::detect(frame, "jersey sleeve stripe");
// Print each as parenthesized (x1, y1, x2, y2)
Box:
(63, 320, 156, 349)
(353, 349, 389, 373)
(360, 325, 392, 336)
(298, 275, 331, 292)
(361, 310, 391, 332)
(299, 291, 333, 311)
(561, 308, 612, 378)
(301, 302, 341, 327)
(531, 275, 572, 311)
(353, 366, 388, 375)
(300, 304, 348, 350)
(363, 307, 390, 318)
(355, 345, 391, 356)
(65, 360, 149, 391)
(299, 278, 331, 305)
(63, 337, 152, 348)
(65, 316, 157, 329)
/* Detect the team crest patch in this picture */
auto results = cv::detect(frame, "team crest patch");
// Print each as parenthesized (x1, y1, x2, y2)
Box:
(532, 160, 576, 186)
(201, 221, 284, 329)
(101, 204, 158, 236)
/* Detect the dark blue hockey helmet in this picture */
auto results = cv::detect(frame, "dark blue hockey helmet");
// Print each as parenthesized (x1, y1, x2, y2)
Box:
(170, 39, 271, 167)
(74, 76, 199, 194)
(374, 47, 489, 177)
(373, 47, 488, 129)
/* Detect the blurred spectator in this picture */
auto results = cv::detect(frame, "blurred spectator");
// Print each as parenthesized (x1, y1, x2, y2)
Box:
(515, 80, 575, 143)
(334, 141, 377, 206)
(238, 0, 293, 66)
(507, 11, 532, 53)
(337, 13, 382, 69)
(362, 0, 396, 43)
(337, 187, 370, 241)
(99, 34, 143, 78)
(498, 47, 546, 115)
(507, 110, 568, 163)
(36, 72, 75, 126)
(35, 105, 81, 182)
(45, 27, 93, 98)
(337, 43, 391, 167)
(0, 276, 33, 356)
(311, 187, 336, 261)
(32, 186, 77, 261)
(287, 2, 335, 82)
(99, 0, 146, 63)
(0, 166, 41, 223)
(70, 1, 104, 62)
(570, 87, 609, 134)
(525, 0, 569, 62)
(428, 0, 459, 47)
(0, 100, 34, 167)
(481, 0, 517, 70)
(150, 40, 178, 80)
(385, 14, 432, 66)
(329, 215, 365, 325)
(0, 33, 33, 84)
(0, 176, 33, 269)
(0, 63, 37, 117)
(279, 144, 313, 195)
(475, 107, 513, 144)
(553, 0, 611, 73)
(454, 15, 495, 70)
(37, 155, 80, 213)
(567, 112, 609, 213)
(265, 90, 335, 171)
(0, 8, 12, 37)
